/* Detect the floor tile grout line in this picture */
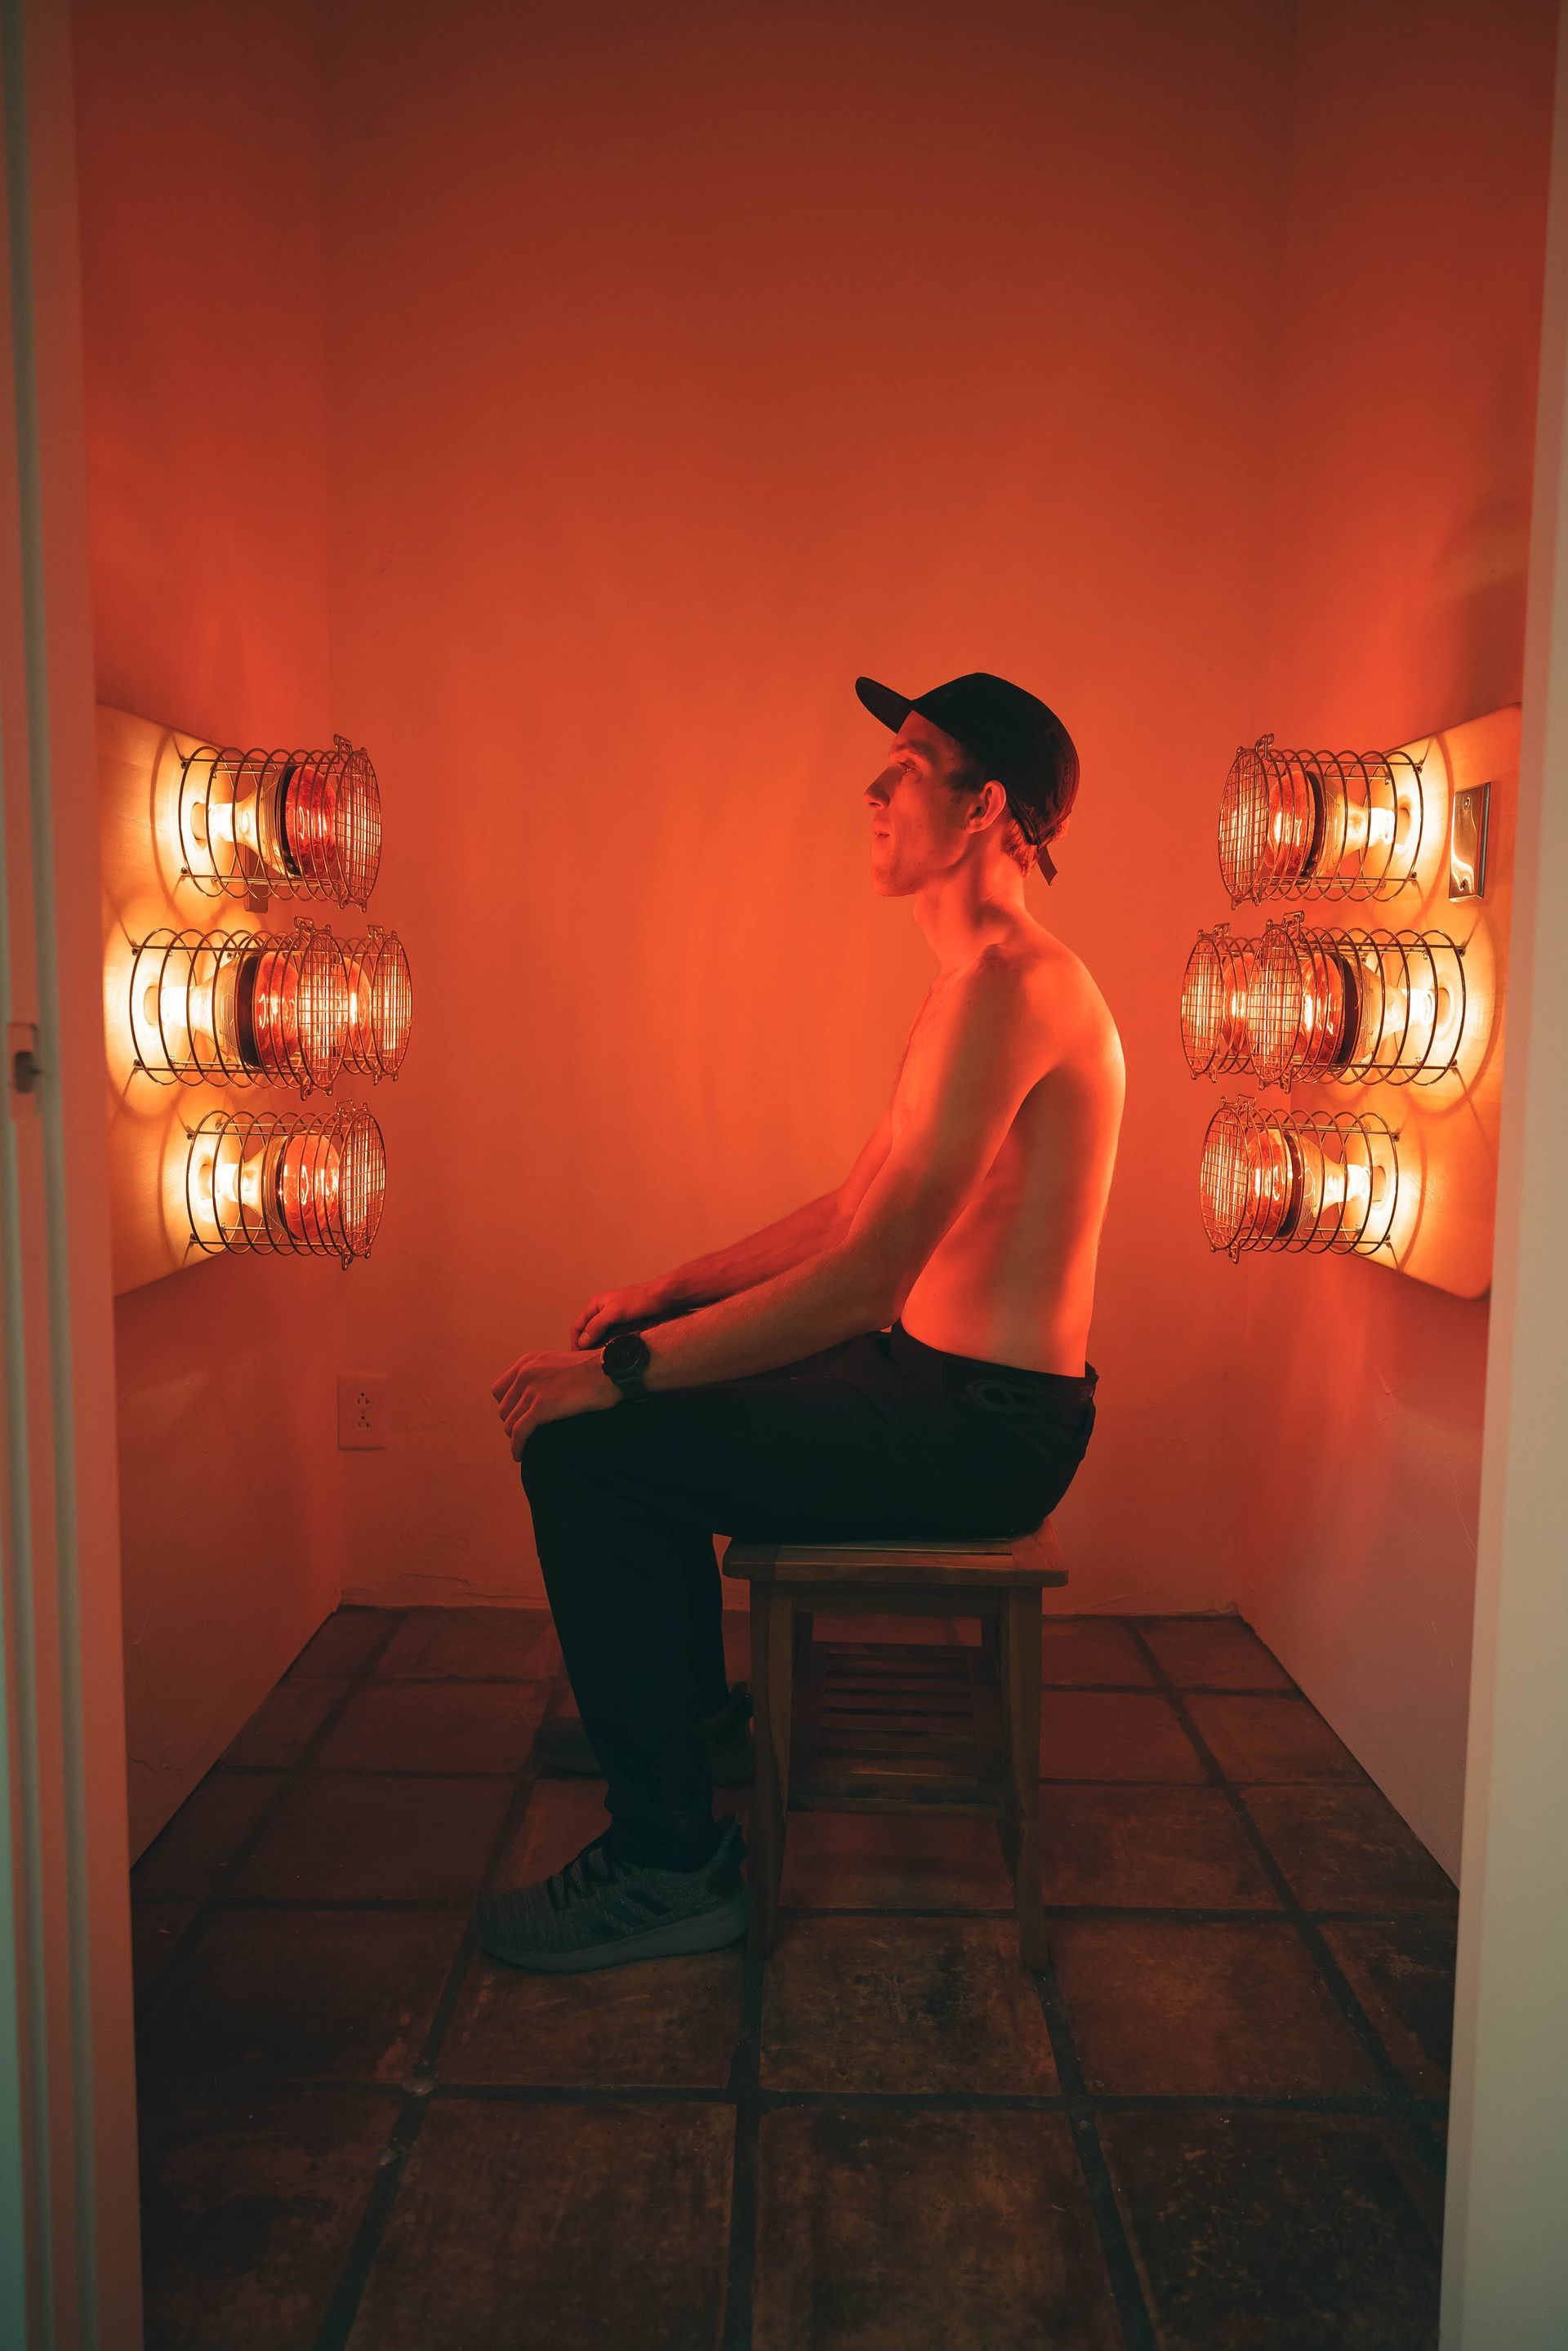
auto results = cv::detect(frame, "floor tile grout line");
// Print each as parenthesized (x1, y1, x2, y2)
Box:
(132, 2071, 1446, 2123)
(435, 2083, 1443, 2118)
(197, 1763, 1384, 1790)
(1032, 1948, 1156, 2349)
(1124, 1624, 1450, 2180)
(211, 1765, 548, 1783)
(719, 1948, 767, 2351)
(131, 1895, 1459, 1926)
(1067, 2113, 1159, 2351)
(131, 1609, 412, 2028)
(308, 1713, 551, 2351)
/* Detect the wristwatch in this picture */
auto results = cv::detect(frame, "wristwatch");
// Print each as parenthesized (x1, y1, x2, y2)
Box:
(600, 1329, 652, 1399)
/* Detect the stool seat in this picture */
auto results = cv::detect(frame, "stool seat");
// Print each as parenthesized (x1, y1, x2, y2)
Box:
(722, 1521, 1065, 1968)
(724, 1522, 1068, 1586)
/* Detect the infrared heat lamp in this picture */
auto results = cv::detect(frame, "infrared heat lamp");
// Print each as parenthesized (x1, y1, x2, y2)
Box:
(176, 733, 381, 908)
(184, 1104, 386, 1268)
(1218, 735, 1425, 906)
(1179, 924, 1260, 1078)
(1199, 1096, 1401, 1262)
(128, 921, 350, 1098)
(340, 926, 413, 1080)
(1252, 916, 1468, 1090)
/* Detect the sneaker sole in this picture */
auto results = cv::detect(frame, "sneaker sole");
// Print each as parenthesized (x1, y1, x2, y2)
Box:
(491, 1890, 750, 1974)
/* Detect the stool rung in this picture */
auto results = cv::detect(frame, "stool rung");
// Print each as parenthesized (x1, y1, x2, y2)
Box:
(794, 1774, 999, 1808)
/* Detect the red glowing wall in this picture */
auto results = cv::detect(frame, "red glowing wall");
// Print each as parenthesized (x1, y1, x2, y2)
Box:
(320, 0, 1295, 1616)
(76, 0, 345, 1851)
(1235, 0, 1558, 1875)
(74, 0, 1557, 1870)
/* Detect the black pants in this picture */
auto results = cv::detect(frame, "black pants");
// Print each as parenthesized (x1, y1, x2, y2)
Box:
(519, 1322, 1099, 1867)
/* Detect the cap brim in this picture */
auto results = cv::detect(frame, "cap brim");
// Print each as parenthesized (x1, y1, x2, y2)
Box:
(854, 676, 913, 732)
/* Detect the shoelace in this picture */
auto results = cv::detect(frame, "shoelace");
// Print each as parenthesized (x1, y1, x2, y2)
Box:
(546, 1834, 621, 1915)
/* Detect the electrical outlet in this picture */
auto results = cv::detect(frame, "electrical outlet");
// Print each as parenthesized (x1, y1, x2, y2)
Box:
(337, 1374, 389, 1449)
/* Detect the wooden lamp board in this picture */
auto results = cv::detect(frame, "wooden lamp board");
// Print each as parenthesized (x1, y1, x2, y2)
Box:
(100, 703, 265, 1296)
(1264, 703, 1518, 1301)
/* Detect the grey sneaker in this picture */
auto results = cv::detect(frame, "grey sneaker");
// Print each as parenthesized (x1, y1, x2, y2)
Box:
(534, 1684, 755, 1786)
(475, 1816, 748, 1972)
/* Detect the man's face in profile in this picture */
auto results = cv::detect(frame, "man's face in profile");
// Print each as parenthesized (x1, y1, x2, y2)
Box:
(863, 715, 978, 898)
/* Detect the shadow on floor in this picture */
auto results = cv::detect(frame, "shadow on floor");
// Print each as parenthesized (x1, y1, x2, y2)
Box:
(131, 1607, 1453, 2349)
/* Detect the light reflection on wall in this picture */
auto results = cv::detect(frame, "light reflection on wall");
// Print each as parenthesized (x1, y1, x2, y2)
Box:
(1185, 707, 1517, 1299)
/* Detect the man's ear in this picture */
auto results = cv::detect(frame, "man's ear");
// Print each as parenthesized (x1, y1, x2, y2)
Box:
(967, 778, 1009, 832)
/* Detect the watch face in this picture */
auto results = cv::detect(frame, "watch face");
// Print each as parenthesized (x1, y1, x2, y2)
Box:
(603, 1332, 651, 1381)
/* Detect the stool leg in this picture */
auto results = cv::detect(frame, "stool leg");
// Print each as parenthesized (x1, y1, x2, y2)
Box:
(1002, 1587, 1046, 1969)
(748, 1590, 794, 1957)
(992, 1610, 1018, 1877)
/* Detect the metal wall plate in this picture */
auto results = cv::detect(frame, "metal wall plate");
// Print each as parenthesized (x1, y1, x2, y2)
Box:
(1449, 781, 1490, 901)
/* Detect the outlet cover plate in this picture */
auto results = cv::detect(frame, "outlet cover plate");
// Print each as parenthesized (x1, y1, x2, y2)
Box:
(337, 1374, 388, 1449)
(1448, 781, 1490, 901)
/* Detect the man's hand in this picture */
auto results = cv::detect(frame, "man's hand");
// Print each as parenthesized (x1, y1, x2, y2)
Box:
(492, 1348, 619, 1459)
(570, 1281, 673, 1349)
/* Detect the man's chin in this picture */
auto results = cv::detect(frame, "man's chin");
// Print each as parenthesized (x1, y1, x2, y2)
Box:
(869, 862, 917, 899)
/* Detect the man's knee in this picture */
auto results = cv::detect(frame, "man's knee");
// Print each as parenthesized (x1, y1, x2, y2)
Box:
(518, 1407, 618, 1498)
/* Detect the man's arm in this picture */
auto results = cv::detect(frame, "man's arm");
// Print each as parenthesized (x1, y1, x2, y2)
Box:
(635, 954, 1045, 1393)
(571, 1113, 892, 1346)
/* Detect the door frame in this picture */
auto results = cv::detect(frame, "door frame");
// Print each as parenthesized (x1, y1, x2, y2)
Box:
(1, 0, 141, 2341)
(1441, 6, 1568, 2344)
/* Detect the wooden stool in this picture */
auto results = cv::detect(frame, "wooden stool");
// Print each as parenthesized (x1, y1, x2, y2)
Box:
(721, 1523, 1068, 1968)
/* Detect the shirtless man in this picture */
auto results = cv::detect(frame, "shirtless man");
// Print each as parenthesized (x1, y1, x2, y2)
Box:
(480, 671, 1125, 1972)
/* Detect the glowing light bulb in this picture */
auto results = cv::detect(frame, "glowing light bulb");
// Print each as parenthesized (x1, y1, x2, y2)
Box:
(1319, 1155, 1374, 1222)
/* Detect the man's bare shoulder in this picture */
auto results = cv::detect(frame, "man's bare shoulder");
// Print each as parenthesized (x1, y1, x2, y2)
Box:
(955, 929, 1117, 1044)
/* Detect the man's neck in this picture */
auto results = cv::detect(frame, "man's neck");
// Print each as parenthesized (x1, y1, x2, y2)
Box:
(911, 862, 1036, 973)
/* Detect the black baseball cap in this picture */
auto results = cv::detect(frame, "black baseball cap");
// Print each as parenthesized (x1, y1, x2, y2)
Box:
(855, 670, 1080, 883)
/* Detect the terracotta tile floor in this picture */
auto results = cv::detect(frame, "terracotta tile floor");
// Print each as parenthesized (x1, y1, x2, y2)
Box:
(132, 1607, 1453, 2349)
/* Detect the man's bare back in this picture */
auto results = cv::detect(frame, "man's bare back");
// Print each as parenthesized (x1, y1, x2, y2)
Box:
(844, 925, 1125, 1377)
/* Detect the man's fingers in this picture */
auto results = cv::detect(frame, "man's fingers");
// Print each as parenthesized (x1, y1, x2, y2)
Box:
(496, 1361, 538, 1418)
(572, 1297, 612, 1347)
(509, 1402, 537, 1460)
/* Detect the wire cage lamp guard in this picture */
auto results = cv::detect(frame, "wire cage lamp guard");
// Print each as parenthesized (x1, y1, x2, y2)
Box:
(1182, 918, 1468, 1089)
(1218, 735, 1427, 906)
(341, 926, 413, 1080)
(1180, 924, 1262, 1078)
(1253, 916, 1466, 1089)
(1199, 1096, 1402, 1262)
(177, 733, 382, 908)
(129, 920, 350, 1098)
(184, 1104, 386, 1268)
